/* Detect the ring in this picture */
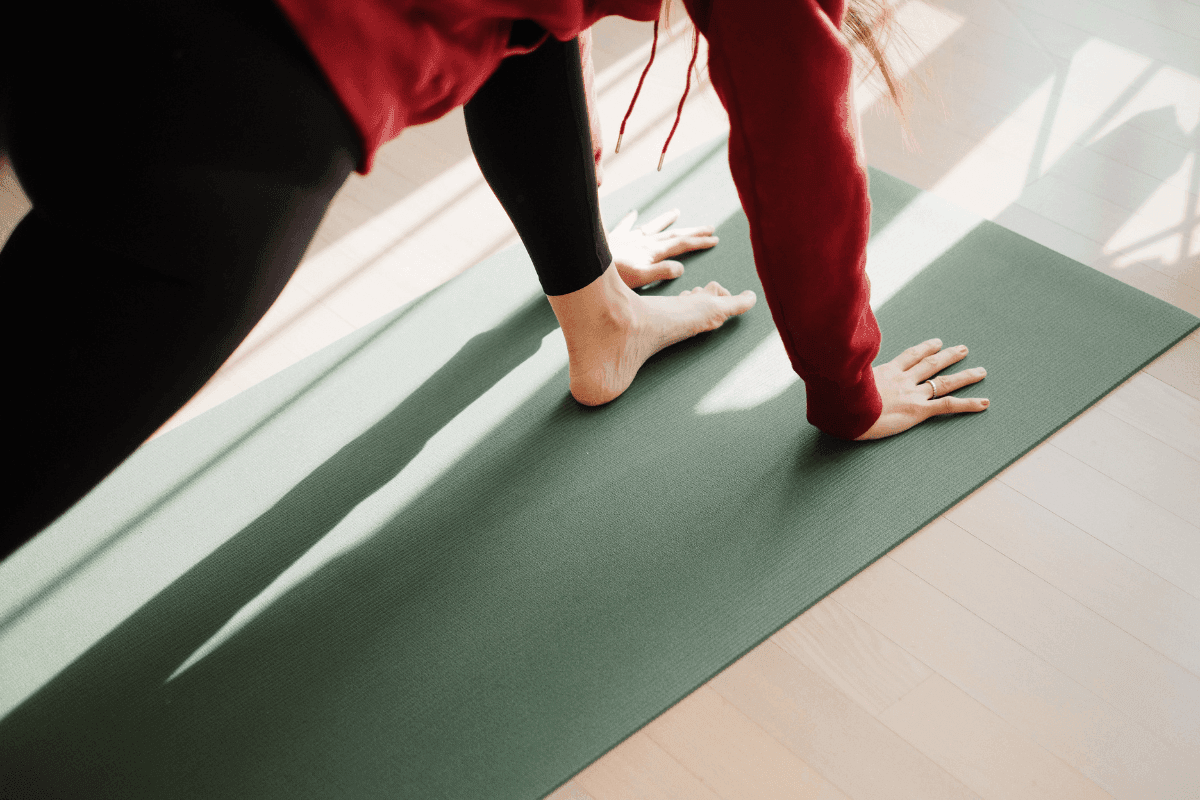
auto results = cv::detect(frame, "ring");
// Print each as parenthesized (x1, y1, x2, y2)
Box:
(926, 378, 939, 398)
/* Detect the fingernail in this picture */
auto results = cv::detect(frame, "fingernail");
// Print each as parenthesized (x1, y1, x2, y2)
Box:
(982, 400, 989, 407)
(959, 346, 968, 354)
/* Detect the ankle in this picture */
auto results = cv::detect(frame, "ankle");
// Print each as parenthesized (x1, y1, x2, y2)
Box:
(549, 263, 635, 342)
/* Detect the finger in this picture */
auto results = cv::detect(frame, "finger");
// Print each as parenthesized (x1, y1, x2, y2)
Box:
(624, 260, 684, 287)
(654, 235, 720, 259)
(641, 208, 682, 234)
(922, 366, 986, 398)
(651, 225, 715, 240)
(702, 280, 731, 297)
(912, 344, 969, 382)
(613, 210, 637, 235)
(662, 260, 685, 278)
(894, 338, 943, 371)
(927, 395, 990, 417)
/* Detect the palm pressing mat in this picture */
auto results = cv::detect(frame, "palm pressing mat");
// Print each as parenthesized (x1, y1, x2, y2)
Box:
(1, 135, 1196, 799)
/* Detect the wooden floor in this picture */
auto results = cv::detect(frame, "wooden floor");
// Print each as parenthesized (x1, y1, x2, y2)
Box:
(2, 0, 1198, 797)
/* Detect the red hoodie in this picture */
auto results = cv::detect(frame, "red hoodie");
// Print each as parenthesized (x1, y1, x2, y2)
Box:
(270, 0, 884, 440)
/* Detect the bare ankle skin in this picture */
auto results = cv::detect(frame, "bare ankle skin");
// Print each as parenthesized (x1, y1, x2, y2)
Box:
(548, 263, 756, 406)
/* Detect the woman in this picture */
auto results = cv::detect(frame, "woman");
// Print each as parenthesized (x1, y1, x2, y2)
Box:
(0, 0, 986, 556)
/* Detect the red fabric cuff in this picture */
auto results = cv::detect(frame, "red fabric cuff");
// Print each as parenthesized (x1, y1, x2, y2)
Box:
(804, 362, 883, 440)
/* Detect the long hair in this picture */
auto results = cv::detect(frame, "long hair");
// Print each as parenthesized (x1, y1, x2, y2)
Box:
(842, 0, 923, 127)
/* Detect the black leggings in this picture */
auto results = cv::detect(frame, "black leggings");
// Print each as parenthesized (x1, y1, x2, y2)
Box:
(0, 1, 610, 556)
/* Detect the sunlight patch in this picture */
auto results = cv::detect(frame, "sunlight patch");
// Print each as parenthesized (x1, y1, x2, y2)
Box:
(166, 329, 570, 683)
(694, 190, 982, 417)
(1088, 64, 1200, 145)
(933, 77, 1056, 218)
(693, 332, 795, 415)
(1104, 152, 1198, 269)
(1040, 39, 1152, 176)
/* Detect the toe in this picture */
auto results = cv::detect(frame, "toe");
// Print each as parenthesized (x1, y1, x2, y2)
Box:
(721, 290, 756, 316)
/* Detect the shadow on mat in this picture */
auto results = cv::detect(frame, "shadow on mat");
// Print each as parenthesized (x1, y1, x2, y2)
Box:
(1, 194, 1006, 800)
(5, 202, 1192, 797)
(6, 187, 1032, 800)
(2, 180, 1065, 800)
(0, 294, 564, 790)
(0, 214, 768, 799)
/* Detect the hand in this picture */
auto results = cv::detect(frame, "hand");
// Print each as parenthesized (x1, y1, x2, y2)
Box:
(853, 338, 989, 441)
(608, 208, 719, 289)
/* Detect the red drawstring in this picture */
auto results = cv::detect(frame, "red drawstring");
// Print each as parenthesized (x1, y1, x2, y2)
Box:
(613, 21, 702, 172)
(614, 19, 659, 154)
(658, 26, 700, 171)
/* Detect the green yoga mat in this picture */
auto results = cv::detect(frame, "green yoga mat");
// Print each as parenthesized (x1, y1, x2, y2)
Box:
(2, 136, 1196, 799)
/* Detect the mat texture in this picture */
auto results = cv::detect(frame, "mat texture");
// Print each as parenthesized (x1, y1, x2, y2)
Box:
(2, 136, 1197, 800)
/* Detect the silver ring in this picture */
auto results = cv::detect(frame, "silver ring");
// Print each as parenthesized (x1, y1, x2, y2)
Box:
(925, 378, 939, 398)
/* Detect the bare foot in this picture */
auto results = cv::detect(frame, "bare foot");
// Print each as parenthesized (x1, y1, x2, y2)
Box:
(548, 263, 756, 406)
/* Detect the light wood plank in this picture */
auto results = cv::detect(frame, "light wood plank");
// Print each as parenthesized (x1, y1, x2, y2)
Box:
(544, 781, 601, 800)
(574, 732, 723, 800)
(1143, 334, 1200, 400)
(709, 642, 981, 800)
(1003, 0, 1200, 75)
(925, 0, 1042, 48)
(946, 480, 1200, 679)
(1018, 172, 1169, 259)
(926, 19, 1192, 159)
(1090, 258, 1200, 321)
(997, 443, 1200, 597)
(890, 517, 1200, 754)
(1087, 0, 1200, 46)
(833, 557, 1196, 797)
(1098, 370, 1200, 463)
(991, 201, 1104, 264)
(1046, 141, 1199, 218)
(772, 596, 933, 717)
(1049, 407, 1200, 528)
(879, 674, 1112, 800)
(644, 685, 851, 800)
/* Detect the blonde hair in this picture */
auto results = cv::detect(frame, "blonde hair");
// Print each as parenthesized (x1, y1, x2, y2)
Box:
(843, 0, 922, 126)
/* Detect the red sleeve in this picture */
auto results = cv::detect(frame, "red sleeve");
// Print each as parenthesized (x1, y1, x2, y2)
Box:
(683, 0, 883, 440)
